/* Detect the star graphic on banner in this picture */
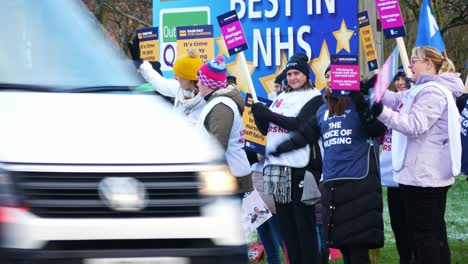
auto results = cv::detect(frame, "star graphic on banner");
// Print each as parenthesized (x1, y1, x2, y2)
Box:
(227, 54, 256, 94)
(259, 51, 288, 94)
(333, 19, 354, 53)
(311, 40, 331, 90)
(215, 36, 230, 58)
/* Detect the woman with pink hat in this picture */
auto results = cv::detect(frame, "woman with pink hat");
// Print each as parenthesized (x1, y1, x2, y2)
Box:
(196, 56, 253, 194)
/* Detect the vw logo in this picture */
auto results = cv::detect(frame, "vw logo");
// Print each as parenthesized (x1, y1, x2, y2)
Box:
(98, 177, 147, 212)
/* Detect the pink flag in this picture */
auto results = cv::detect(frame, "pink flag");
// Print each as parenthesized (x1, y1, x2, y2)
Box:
(374, 46, 399, 103)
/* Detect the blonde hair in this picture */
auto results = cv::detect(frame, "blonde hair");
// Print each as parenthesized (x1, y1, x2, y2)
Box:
(411, 46, 455, 74)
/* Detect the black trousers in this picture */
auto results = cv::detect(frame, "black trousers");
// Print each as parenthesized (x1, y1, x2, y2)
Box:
(387, 187, 413, 264)
(340, 246, 370, 264)
(400, 184, 451, 264)
(275, 167, 320, 264)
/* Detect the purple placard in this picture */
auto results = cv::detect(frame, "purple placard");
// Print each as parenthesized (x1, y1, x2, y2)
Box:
(217, 10, 248, 56)
(330, 55, 360, 91)
(375, 0, 406, 38)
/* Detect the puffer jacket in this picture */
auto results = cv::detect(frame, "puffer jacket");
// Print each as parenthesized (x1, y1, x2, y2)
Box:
(378, 73, 464, 187)
(322, 145, 384, 249)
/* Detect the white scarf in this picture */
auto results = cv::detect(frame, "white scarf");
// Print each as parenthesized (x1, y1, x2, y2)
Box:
(392, 81, 461, 176)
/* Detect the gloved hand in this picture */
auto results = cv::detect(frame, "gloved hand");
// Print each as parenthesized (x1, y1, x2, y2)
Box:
(360, 74, 377, 95)
(127, 35, 142, 68)
(251, 102, 273, 121)
(270, 140, 295, 157)
(149, 61, 163, 76)
(371, 102, 384, 118)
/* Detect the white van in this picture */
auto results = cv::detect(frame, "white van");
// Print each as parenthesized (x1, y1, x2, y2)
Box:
(0, 1, 245, 263)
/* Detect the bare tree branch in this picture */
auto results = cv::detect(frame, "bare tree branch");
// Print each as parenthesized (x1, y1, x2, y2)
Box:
(101, 1, 151, 27)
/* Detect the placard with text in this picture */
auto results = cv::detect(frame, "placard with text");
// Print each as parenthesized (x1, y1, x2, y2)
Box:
(176, 25, 214, 63)
(217, 10, 248, 56)
(243, 94, 271, 154)
(137, 27, 159, 61)
(330, 55, 360, 91)
(375, 0, 406, 38)
(358, 11, 379, 71)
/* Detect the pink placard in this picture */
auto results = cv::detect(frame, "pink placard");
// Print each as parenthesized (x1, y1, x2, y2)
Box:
(220, 21, 246, 50)
(375, 0, 404, 29)
(331, 65, 360, 91)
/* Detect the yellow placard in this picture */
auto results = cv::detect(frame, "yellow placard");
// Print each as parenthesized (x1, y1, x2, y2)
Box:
(360, 25, 377, 62)
(139, 39, 159, 61)
(242, 94, 270, 154)
(358, 11, 379, 71)
(176, 38, 214, 63)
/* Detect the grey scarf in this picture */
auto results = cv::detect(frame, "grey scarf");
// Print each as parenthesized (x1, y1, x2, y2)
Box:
(263, 165, 291, 204)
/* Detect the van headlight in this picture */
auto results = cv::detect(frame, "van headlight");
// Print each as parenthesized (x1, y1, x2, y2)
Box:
(199, 165, 237, 195)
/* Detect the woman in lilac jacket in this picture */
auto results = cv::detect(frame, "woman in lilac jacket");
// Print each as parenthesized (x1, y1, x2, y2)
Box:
(372, 46, 464, 264)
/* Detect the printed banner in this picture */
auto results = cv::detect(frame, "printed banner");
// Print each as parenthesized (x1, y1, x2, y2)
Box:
(358, 11, 379, 71)
(137, 27, 159, 61)
(154, 0, 359, 96)
(375, 0, 406, 38)
(176, 25, 214, 63)
(243, 94, 272, 154)
(330, 54, 360, 91)
(158, 7, 211, 71)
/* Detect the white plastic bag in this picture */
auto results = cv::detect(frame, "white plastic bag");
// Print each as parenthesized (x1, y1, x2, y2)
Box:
(241, 188, 273, 236)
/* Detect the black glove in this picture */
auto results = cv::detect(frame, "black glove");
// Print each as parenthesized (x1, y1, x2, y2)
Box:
(149, 61, 163, 76)
(371, 102, 384, 118)
(270, 139, 295, 157)
(127, 35, 142, 67)
(251, 102, 273, 121)
(360, 74, 377, 95)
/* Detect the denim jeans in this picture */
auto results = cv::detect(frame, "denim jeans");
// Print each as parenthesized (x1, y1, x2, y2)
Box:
(256, 214, 283, 264)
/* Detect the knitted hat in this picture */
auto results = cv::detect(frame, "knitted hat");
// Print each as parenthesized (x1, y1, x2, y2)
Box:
(284, 53, 310, 78)
(173, 48, 203, 81)
(197, 56, 227, 89)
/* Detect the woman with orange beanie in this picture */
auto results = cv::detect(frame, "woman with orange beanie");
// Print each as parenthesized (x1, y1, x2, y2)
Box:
(139, 47, 205, 126)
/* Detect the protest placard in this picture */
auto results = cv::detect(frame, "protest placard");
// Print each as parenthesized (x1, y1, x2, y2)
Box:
(330, 55, 360, 92)
(242, 94, 272, 154)
(137, 27, 159, 61)
(358, 11, 379, 72)
(176, 25, 214, 63)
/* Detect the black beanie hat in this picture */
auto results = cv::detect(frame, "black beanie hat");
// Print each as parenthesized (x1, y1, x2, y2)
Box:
(274, 69, 286, 85)
(285, 53, 310, 78)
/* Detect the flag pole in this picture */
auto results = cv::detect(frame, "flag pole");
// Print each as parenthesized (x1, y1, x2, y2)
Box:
(238, 52, 258, 102)
(395, 37, 412, 80)
(464, 73, 468, 93)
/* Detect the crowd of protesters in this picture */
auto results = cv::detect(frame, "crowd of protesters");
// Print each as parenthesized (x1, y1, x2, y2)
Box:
(130, 34, 466, 263)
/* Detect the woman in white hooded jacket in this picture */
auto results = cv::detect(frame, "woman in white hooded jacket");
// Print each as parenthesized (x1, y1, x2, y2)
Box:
(139, 48, 205, 126)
